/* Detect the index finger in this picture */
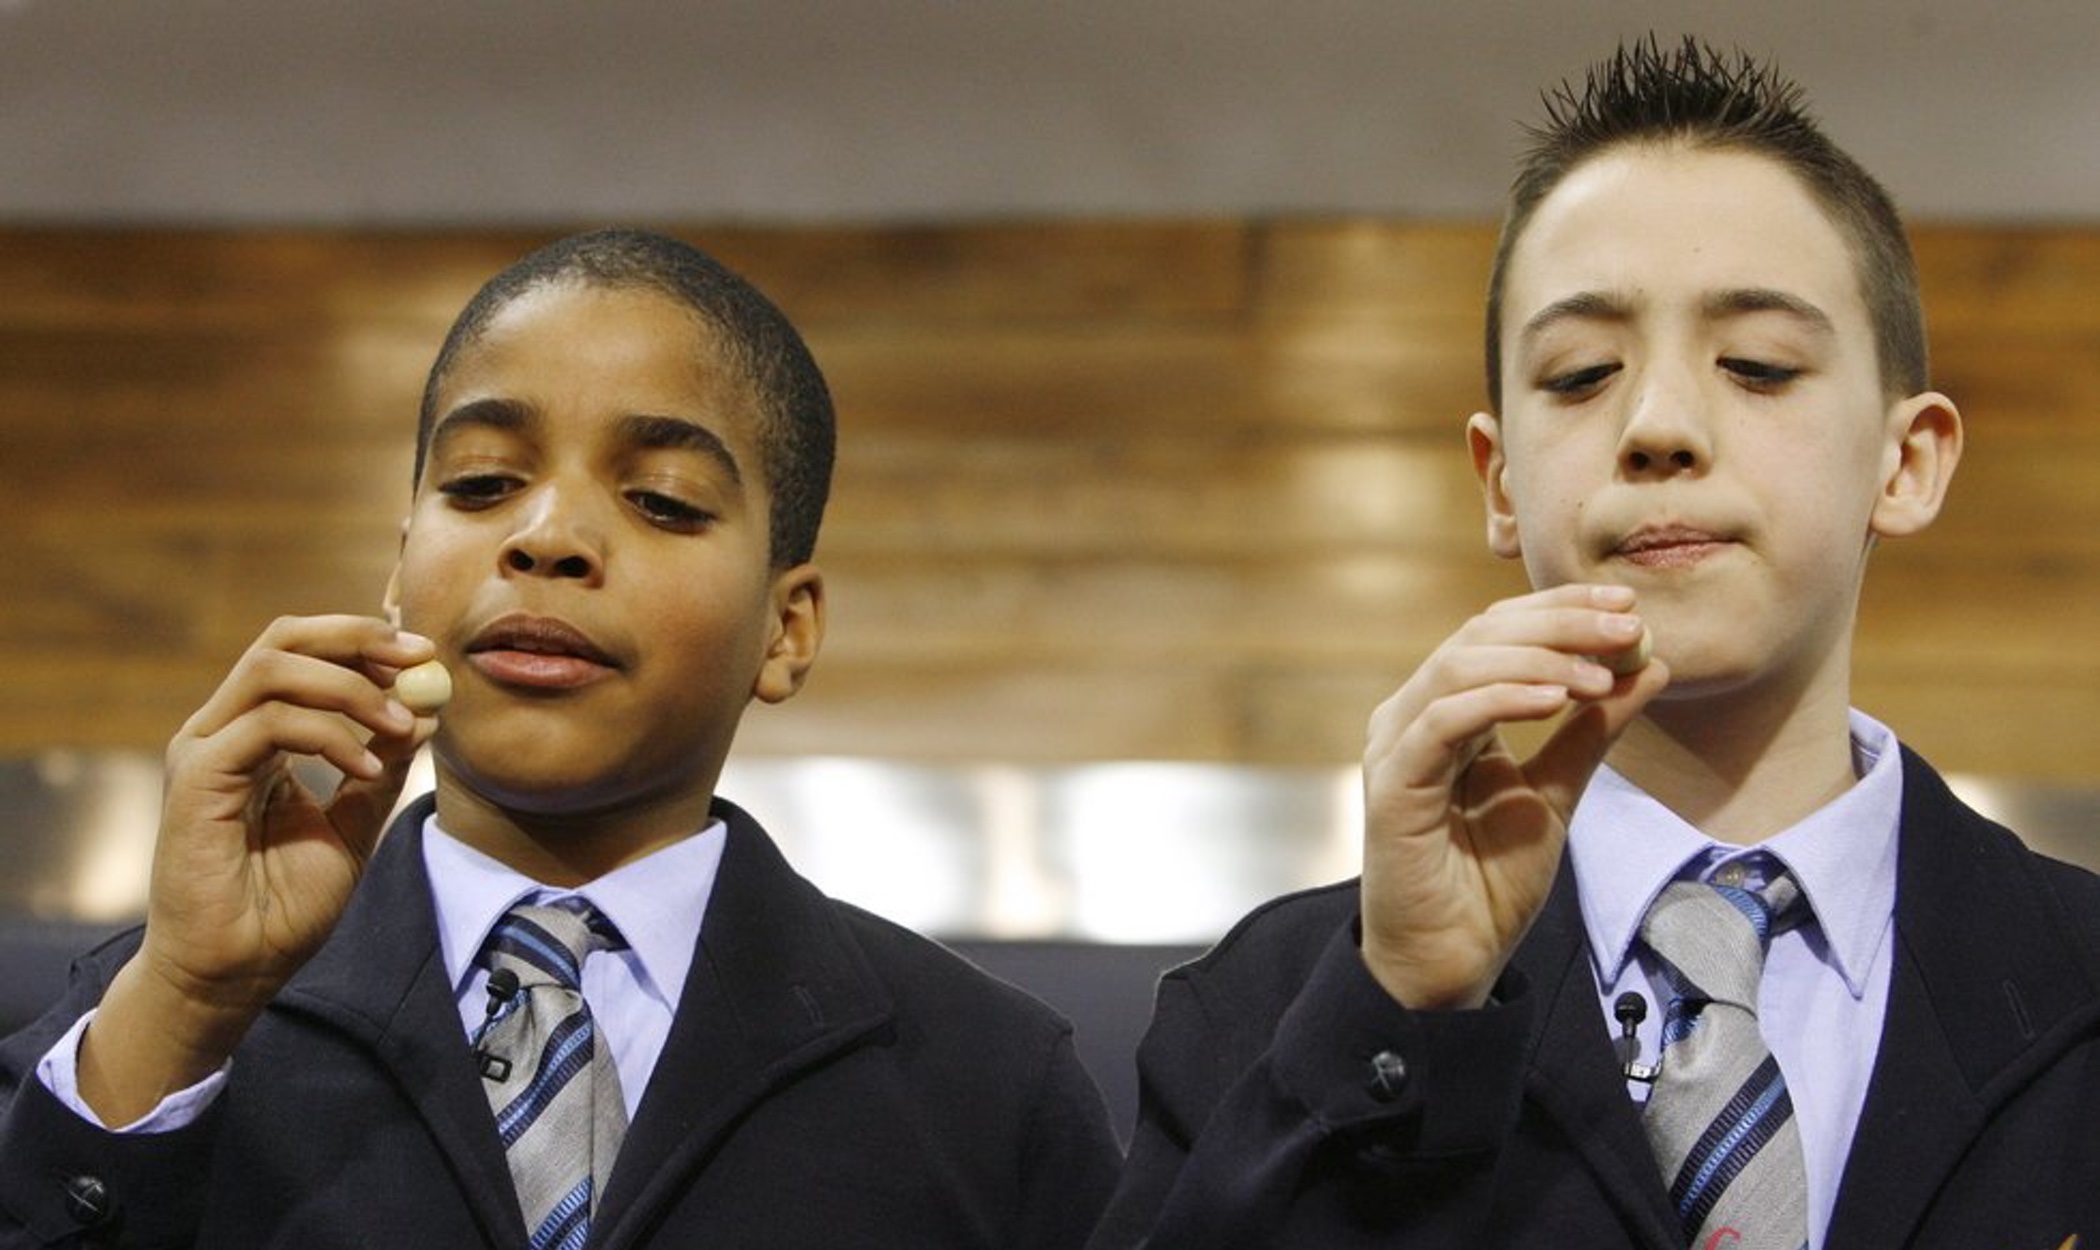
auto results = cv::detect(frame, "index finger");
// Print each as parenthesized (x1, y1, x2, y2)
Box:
(1482, 583, 1636, 615)
(252, 614, 436, 670)
(183, 615, 436, 738)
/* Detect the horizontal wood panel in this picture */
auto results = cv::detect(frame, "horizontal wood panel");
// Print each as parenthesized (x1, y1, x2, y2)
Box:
(1258, 222, 1498, 322)
(814, 315, 1490, 437)
(0, 223, 1252, 330)
(0, 231, 531, 331)
(1912, 228, 2100, 334)
(701, 222, 1254, 327)
(827, 430, 1488, 557)
(2, 223, 2096, 783)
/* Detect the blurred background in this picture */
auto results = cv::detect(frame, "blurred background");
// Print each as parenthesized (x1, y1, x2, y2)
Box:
(4, 1, 2097, 1131)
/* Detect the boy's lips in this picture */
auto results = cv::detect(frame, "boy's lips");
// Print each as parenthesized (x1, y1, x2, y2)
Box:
(463, 614, 620, 690)
(1611, 524, 1737, 569)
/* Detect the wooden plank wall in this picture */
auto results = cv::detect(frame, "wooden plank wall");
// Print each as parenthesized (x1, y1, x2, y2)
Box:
(2, 224, 2095, 781)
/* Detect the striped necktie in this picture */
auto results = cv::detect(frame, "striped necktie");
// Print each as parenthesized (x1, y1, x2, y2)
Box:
(1639, 860, 1810, 1250)
(472, 898, 630, 1250)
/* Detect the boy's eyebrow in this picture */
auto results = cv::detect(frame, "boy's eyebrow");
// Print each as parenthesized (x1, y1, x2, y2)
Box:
(1515, 287, 1838, 352)
(1701, 287, 1837, 337)
(429, 397, 534, 451)
(1516, 291, 1634, 350)
(615, 413, 743, 488)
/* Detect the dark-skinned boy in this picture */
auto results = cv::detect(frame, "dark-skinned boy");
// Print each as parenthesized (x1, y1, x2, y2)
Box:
(0, 230, 1119, 1250)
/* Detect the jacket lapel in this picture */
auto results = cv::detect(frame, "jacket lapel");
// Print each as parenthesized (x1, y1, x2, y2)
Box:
(590, 798, 896, 1250)
(1514, 862, 1685, 1250)
(1826, 750, 2100, 1249)
(272, 794, 527, 1249)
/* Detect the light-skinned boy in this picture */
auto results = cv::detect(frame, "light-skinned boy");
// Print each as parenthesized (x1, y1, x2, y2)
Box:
(0, 229, 1119, 1249)
(1088, 38, 2100, 1250)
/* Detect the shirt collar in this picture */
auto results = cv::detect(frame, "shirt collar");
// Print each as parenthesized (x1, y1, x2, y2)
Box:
(1568, 708, 1904, 998)
(422, 812, 726, 1012)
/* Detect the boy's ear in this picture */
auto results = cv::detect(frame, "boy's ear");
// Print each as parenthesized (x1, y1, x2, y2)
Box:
(1869, 391, 1963, 540)
(1468, 412, 1523, 559)
(380, 517, 409, 627)
(753, 563, 825, 705)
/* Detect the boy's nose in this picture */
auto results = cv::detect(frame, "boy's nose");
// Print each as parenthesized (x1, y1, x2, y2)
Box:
(500, 489, 607, 584)
(1622, 441, 1702, 475)
(503, 547, 595, 579)
(1617, 371, 1714, 477)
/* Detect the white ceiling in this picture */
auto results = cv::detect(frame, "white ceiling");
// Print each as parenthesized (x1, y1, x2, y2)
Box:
(1, 0, 2094, 225)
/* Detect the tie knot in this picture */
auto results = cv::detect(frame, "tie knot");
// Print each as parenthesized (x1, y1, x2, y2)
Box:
(1640, 857, 1806, 1009)
(481, 897, 628, 992)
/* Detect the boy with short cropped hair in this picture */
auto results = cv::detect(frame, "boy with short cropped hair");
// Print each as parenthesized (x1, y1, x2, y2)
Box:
(1088, 38, 2100, 1250)
(0, 228, 1120, 1249)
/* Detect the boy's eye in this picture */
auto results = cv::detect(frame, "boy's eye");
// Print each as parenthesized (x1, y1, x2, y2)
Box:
(1720, 358, 1804, 390)
(1540, 363, 1621, 397)
(436, 474, 520, 506)
(629, 490, 713, 530)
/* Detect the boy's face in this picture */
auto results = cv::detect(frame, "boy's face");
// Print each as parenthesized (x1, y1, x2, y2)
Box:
(1472, 144, 1956, 700)
(387, 282, 821, 817)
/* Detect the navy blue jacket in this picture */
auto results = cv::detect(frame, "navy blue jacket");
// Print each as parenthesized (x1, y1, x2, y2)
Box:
(1088, 750, 2100, 1249)
(0, 795, 1120, 1249)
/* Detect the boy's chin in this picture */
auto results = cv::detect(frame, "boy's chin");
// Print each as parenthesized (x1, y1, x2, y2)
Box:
(434, 745, 676, 820)
(1642, 668, 1747, 705)
(1639, 643, 1824, 708)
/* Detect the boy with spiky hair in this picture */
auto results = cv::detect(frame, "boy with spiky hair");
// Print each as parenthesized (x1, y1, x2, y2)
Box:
(1088, 38, 2100, 1250)
(0, 229, 1120, 1249)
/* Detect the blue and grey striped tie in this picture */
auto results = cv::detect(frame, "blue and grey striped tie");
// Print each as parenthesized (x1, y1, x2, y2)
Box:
(472, 898, 629, 1250)
(1640, 861, 1809, 1250)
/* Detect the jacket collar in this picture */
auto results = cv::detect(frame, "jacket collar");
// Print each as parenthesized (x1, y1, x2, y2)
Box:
(1513, 861, 1685, 1250)
(275, 793, 525, 1248)
(562, 795, 895, 1250)
(1825, 747, 2100, 1248)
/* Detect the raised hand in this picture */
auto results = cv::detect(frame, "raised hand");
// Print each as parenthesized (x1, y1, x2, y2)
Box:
(1359, 584, 1668, 1010)
(78, 615, 439, 1123)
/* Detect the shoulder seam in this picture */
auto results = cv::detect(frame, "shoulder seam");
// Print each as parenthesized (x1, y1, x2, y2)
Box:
(1165, 878, 1359, 984)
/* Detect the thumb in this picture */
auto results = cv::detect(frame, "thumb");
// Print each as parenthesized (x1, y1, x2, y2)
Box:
(1526, 660, 1671, 820)
(325, 719, 433, 861)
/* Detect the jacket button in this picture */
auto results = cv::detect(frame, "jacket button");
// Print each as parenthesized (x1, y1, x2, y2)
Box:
(62, 1174, 114, 1227)
(1367, 1049, 1408, 1102)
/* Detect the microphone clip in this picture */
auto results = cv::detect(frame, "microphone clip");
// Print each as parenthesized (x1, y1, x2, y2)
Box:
(1614, 991, 1661, 1085)
(472, 968, 522, 1082)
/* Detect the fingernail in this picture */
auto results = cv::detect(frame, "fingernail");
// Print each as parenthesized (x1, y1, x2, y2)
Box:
(384, 700, 415, 730)
(1592, 585, 1635, 607)
(396, 631, 433, 648)
(1604, 613, 1642, 637)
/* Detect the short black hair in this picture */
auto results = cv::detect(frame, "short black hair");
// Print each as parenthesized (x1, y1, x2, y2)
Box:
(1485, 35, 1926, 409)
(414, 228, 835, 568)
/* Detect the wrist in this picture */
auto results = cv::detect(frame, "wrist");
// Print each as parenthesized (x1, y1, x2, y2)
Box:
(1358, 933, 1496, 1012)
(78, 956, 262, 1125)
